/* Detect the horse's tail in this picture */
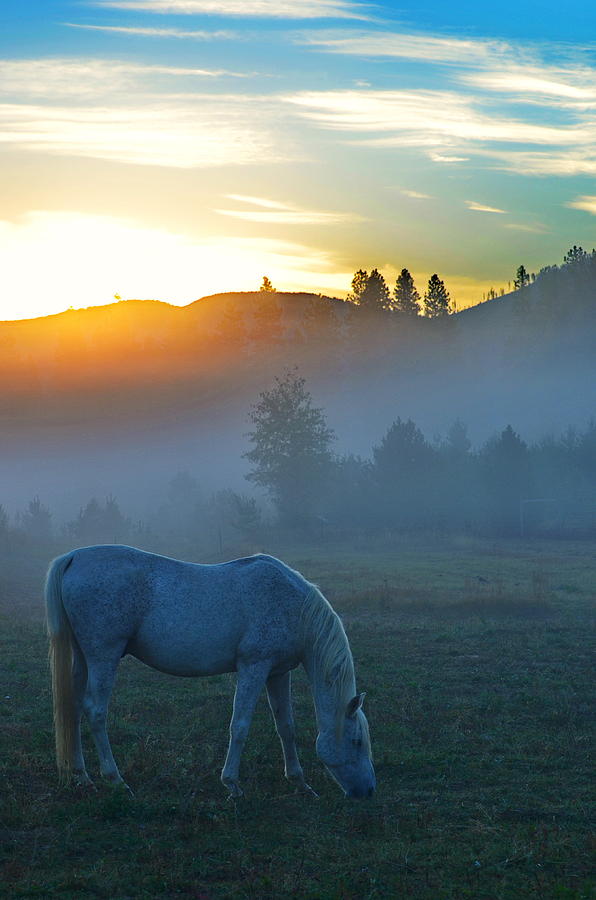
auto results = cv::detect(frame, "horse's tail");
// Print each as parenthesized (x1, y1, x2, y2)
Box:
(45, 551, 77, 777)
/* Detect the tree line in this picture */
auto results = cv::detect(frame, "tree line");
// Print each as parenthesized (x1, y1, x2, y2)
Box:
(5, 370, 594, 556)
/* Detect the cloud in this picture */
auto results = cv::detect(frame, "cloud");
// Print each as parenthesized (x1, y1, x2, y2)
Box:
(566, 195, 596, 215)
(459, 65, 596, 108)
(0, 58, 247, 99)
(465, 200, 506, 214)
(400, 189, 433, 200)
(0, 99, 286, 168)
(503, 222, 549, 233)
(284, 89, 591, 147)
(215, 194, 363, 224)
(64, 23, 236, 39)
(93, 0, 369, 19)
(428, 152, 469, 163)
(478, 149, 596, 176)
(298, 29, 508, 65)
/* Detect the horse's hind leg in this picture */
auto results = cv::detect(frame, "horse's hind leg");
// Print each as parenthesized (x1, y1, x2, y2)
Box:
(266, 671, 317, 797)
(71, 639, 93, 786)
(83, 655, 131, 792)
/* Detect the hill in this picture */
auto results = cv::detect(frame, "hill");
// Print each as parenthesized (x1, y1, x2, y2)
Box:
(0, 255, 594, 516)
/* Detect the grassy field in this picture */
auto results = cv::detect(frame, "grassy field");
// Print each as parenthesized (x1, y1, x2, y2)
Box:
(1, 536, 594, 898)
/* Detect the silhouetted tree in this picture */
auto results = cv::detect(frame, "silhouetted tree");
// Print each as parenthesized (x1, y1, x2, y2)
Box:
(393, 268, 421, 315)
(359, 268, 392, 312)
(423, 274, 452, 317)
(244, 370, 335, 526)
(260, 276, 276, 292)
(514, 265, 530, 289)
(563, 246, 588, 266)
(346, 269, 368, 304)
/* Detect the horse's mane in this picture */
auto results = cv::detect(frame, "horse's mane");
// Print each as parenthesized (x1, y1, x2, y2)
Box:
(300, 585, 356, 741)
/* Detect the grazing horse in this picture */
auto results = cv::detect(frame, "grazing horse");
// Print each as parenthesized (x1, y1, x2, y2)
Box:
(46, 545, 375, 799)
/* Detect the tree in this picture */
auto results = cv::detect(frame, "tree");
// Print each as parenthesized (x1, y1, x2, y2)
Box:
(359, 268, 392, 311)
(346, 269, 368, 304)
(481, 425, 530, 534)
(244, 370, 335, 526)
(514, 265, 530, 289)
(563, 246, 587, 266)
(372, 418, 436, 528)
(393, 268, 421, 315)
(423, 274, 452, 317)
(21, 496, 52, 541)
(259, 276, 276, 292)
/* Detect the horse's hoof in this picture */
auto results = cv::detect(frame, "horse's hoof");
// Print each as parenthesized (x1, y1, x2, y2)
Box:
(297, 782, 319, 798)
(104, 775, 134, 796)
(72, 770, 95, 789)
(287, 775, 319, 798)
(224, 782, 244, 800)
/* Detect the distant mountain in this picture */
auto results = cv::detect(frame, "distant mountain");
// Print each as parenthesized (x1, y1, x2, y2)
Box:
(1, 257, 594, 516)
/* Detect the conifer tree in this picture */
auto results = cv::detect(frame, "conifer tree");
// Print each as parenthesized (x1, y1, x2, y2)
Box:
(563, 246, 587, 266)
(259, 276, 276, 292)
(514, 265, 530, 289)
(423, 274, 452, 317)
(346, 269, 368, 303)
(393, 268, 421, 315)
(359, 268, 391, 311)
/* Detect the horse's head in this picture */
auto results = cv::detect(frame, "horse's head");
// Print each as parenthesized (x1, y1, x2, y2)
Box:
(316, 692, 375, 798)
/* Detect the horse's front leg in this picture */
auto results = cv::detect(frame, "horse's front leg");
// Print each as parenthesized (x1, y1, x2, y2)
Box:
(266, 671, 317, 797)
(221, 661, 270, 799)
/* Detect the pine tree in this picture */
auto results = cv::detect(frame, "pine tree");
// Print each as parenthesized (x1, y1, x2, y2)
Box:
(514, 265, 530, 289)
(393, 268, 421, 315)
(359, 268, 391, 311)
(346, 269, 368, 304)
(423, 274, 452, 317)
(563, 246, 587, 266)
(259, 276, 276, 293)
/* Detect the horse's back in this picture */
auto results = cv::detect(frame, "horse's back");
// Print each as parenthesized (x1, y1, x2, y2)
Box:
(60, 546, 309, 676)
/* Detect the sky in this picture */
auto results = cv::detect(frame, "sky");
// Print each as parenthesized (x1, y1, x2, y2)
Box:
(1, 0, 595, 319)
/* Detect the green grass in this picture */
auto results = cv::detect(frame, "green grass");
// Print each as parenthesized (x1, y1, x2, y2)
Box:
(0, 537, 594, 898)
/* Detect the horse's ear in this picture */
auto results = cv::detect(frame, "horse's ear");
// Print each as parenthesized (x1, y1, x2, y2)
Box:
(346, 692, 366, 718)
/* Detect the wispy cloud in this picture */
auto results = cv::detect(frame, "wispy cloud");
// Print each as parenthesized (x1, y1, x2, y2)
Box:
(215, 194, 363, 224)
(428, 152, 469, 163)
(64, 23, 235, 39)
(566, 195, 596, 215)
(459, 65, 596, 108)
(285, 89, 591, 146)
(478, 148, 596, 176)
(0, 58, 248, 99)
(93, 0, 370, 19)
(465, 200, 506, 214)
(503, 222, 549, 233)
(400, 189, 433, 200)
(0, 100, 286, 168)
(298, 29, 508, 65)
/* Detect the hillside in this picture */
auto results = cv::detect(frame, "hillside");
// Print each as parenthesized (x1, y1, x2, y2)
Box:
(1, 255, 595, 516)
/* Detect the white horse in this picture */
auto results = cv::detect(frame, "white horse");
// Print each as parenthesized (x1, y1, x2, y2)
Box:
(46, 546, 375, 799)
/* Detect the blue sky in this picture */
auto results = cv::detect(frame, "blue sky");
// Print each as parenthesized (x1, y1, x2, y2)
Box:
(1, 0, 595, 318)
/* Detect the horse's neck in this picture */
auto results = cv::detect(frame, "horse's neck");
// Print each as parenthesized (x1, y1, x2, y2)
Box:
(302, 652, 354, 736)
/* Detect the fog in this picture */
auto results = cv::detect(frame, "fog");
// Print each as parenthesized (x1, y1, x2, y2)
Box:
(1, 255, 595, 541)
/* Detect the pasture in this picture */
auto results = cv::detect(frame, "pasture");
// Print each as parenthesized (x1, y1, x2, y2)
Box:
(1, 537, 594, 898)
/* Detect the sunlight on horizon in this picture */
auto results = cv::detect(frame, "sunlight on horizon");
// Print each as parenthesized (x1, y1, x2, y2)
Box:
(0, 211, 501, 322)
(0, 211, 359, 321)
